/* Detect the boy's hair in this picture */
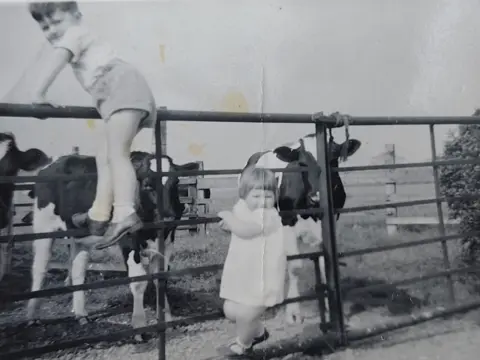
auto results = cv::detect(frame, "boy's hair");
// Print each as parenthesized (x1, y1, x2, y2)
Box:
(239, 166, 278, 199)
(28, 1, 80, 22)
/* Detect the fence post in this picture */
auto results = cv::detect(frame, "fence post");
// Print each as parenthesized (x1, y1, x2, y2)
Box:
(429, 125, 455, 304)
(315, 122, 346, 345)
(384, 144, 398, 236)
(154, 107, 167, 360)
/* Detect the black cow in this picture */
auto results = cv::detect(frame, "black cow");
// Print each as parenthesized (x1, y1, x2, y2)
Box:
(27, 151, 200, 334)
(0, 132, 49, 282)
(241, 134, 361, 325)
(0, 132, 50, 230)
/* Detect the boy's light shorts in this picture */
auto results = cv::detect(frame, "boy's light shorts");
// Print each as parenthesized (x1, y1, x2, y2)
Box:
(90, 59, 157, 129)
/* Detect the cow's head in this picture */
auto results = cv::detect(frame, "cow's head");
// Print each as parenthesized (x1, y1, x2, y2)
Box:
(0, 132, 50, 228)
(131, 151, 200, 219)
(274, 139, 322, 208)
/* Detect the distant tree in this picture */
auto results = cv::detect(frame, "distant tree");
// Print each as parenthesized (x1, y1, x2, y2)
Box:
(439, 109, 480, 263)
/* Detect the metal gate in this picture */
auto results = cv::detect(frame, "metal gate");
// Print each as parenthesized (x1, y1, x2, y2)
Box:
(2, 103, 480, 359)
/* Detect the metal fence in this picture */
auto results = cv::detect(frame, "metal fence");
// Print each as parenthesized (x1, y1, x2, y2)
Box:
(2, 103, 480, 359)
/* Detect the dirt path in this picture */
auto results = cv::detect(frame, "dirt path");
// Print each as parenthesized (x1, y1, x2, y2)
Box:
(34, 310, 480, 360)
(328, 326, 480, 360)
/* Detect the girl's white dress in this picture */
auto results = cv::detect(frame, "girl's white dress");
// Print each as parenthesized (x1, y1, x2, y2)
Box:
(219, 199, 297, 307)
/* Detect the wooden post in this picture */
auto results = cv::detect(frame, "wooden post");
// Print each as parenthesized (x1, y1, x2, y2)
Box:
(384, 144, 398, 236)
(72, 146, 79, 155)
(196, 161, 208, 234)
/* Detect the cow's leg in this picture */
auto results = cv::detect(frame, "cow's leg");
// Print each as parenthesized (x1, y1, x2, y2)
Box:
(63, 240, 77, 287)
(283, 225, 304, 325)
(127, 250, 149, 341)
(27, 238, 53, 322)
(146, 238, 172, 322)
(27, 202, 56, 323)
(70, 243, 90, 324)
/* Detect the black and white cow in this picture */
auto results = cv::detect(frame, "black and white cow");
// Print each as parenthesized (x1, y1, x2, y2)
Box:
(0, 132, 50, 230)
(241, 133, 361, 325)
(26, 151, 200, 333)
(0, 132, 49, 282)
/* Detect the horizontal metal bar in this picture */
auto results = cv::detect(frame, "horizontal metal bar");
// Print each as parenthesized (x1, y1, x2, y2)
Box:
(0, 208, 323, 243)
(339, 231, 476, 258)
(4, 192, 473, 242)
(13, 203, 31, 207)
(0, 311, 224, 359)
(0, 166, 308, 184)
(2, 264, 223, 302)
(313, 113, 480, 126)
(287, 250, 324, 261)
(12, 223, 30, 228)
(0, 103, 318, 124)
(338, 193, 480, 214)
(344, 264, 480, 296)
(3, 157, 479, 185)
(13, 184, 34, 191)
(0, 227, 89, 243)
(335, 157, 480, 173)
(4, 192, 474, 242)
(2, 247, 318, 303)
(3, 103, 480, 126)
(286, 232, 476, 263)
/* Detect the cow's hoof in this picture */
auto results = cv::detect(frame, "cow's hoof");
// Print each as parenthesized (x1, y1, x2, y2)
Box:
(64, 276, 72, 286)
(285, 303, 304, 325)
(76, 316, 90, 326)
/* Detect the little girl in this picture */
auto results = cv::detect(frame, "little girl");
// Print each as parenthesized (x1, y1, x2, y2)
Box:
(27, 2, 156, 250)
(216, 166, 298, 357)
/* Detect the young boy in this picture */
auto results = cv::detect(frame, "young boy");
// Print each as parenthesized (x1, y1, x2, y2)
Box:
(27, 1, 157, 250)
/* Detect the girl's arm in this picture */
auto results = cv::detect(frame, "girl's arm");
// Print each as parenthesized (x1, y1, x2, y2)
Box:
(219, 210, 281, 239)
(222, 215, 265, 239)
(32, 48, 72, 100)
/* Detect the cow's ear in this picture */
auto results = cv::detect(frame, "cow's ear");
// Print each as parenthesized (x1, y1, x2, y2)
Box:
(274, 146, 299, 163)
(333, 139, 361, 159)
(19, 148, 50, 171)
(345, 139, 361, 157)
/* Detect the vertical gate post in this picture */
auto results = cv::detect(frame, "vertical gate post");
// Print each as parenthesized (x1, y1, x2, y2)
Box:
(314, 122, 347, 345)
(154, 109, 167, 360)
(429, 124, 455, 304)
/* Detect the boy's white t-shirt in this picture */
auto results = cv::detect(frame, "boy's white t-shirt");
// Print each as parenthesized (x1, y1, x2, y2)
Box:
(219, 199, 298, 307)
(50, 24, 119, 92)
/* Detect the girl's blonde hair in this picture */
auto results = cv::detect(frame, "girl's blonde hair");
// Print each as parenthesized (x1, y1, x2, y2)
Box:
(239, 166, 278, 199)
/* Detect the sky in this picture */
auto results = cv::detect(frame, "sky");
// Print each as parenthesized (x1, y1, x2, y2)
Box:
(1, 0, 480, 170)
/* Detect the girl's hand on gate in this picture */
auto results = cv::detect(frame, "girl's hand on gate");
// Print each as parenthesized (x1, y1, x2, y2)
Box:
(218, 211, 233, 232)
(218, 220, 231, 232)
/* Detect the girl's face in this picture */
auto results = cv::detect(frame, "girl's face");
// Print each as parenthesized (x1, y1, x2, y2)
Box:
(37, 9, 80, 43)
(244, 188, 276, 211)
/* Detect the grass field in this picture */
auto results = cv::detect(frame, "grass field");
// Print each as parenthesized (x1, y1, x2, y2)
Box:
(1, 178, 479, 359)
